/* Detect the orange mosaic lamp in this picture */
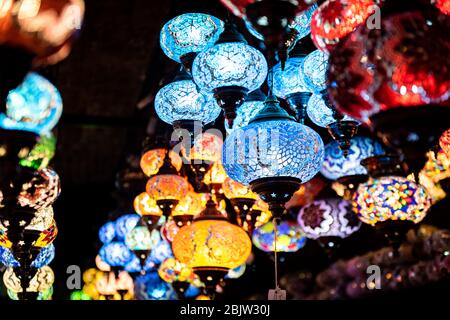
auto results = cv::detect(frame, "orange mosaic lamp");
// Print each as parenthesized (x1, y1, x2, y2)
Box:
(140, 148, 182, 177)
(172, 188, 202, 227)
(133, 192, 162, 230)
(172, 198, 251, 297)
(146, 151, 189, 217)
(203, 161, 227, 201)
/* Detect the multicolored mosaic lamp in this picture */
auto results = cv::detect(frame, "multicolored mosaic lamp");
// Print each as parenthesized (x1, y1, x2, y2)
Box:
(298, 198, 361, 251)
(252, 220, 306, 253)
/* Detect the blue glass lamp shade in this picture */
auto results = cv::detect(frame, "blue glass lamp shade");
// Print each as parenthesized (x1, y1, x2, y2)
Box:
(301, 50, 329, 94)
(125, 254, 156, 273)
(244, 3, 317, 41)
(160, 13, 224, 63)
(307, 94, 356, 128)
(185, 284, 201, 298)
(223, 120, 324, 185)
(125, 226, 160, 251)
(99, 221, 116, 244)
(134, 272, 177, 300)
(0, 247, 19, 267)
(290, 3, 318, 39)
(99, 242, 133, 267)
(115, 214, 140, 241)
(155, 79, 221, 126)
(31, 244, 55, 268)
(272, 57, 310, 99)
(149, 239, 174, 265)
(1, 73, 63, 134)
(320, 137, 385, 181)
(224, 89, 266, 133)
(225, 263, 246, 279)
(192, 42, 267, 94)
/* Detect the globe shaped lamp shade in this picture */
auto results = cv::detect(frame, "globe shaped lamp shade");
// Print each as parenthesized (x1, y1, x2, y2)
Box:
(31, 244, 55, 268)
(243, 3, 317, 42)
(125, 225, 160, 252)
(298, 199, 361, 241)
(140, 148, 182, 177)
(223, 177, 258, 230)
(96, 255, 111, 272)
(19, 133, 56, 170)
(272, 56, 309, 99)
(3, 266, 54, 294)
(321, 137, 385, 181)
(223, 96, 325, 217)
(0, 247, 19, 267)
(225, 89, 266, 133)
(1, 73, 63, 134)
(146, 174, 189, 216)
(192, 21, 268, 126)
(25, 206, 54, 232)
(252, 220, 306, 252)
(301, 49, 329, 94)
(99, 242, 133, 268)
(435, 0, 450, 14)
(99, 222, 116, 244)
(184, 132, 223, 163)
(310, 0, 377, 53)
(115, 214, 140, 241)
(160, 218, 181, 243)
(9, 286, 53, 300)
(158, 258, 196, 284)
(226, 263, 246, 279)
(418, 150, 450, 203)
(353, 176, 432, 226)
(328, 0, 450, 173)
(149, 239, 174, 265)
(155, 78, 221, 129)
(440, 129, 450, 156)
(307, 93, 356, 128)
(18, 168, 61, 210)
(160, 13, 224, 70)
(172, 200, 252, 292)
(124, 254, 156, 274)
(172, 191, 202, 227)
(203, 161, 227, 199)
(134, 272, 177, 300)
(133, 192, 162, 226)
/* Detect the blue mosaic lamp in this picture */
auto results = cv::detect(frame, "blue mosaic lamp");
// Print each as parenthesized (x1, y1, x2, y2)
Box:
(272, 54, 311, 122)
(192, 21, 267, 126)
(134, 272, 177, 300)
(290, 3, 318, 40)
(160, 13, 224, 72)
(0, 247, 19, 267)
(223, 95, 324, 217)
(224, 89, 266, 133)
(99, 242, 133, 268)
(124, 253, 157, 274)
(115, 214, 140, 241)
(31, 244, 55, 268)
(321, 136, 385, 181)
(155, 69, 221, 130)
(149, 239, 174, 265)
(1, 73, 63, 134)
(307, 94, 356, 128)
(99, 221, 116, 244)
(301, 49, 329, 94)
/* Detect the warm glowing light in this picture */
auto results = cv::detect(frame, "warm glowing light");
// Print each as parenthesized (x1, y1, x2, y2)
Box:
(223, 177, 257, 200)
(25, 206, 54, 231)
(140, 149, 182, 177)
(440, 129, 450, 156)
(158, 258, 196, 283)
(146, 174, 189, 202)
(133, 192, 162, 216)
(95, 255, 111, 272)
(203, 161, 227, 185)
(19, 133, 56, 170)
(172, 190, 201, 217)
(4, 266, 54, 293)
(353, 176, 432, 225)
(34, 220, 57, 248)
(18, 168, 61, 210)
(172, 219, 251, 270)
(183, 132, 223, 163)
(160, 217, 180, 243)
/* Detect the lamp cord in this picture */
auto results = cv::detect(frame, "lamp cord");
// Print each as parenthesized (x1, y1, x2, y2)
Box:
(273, 217, 280, 289)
